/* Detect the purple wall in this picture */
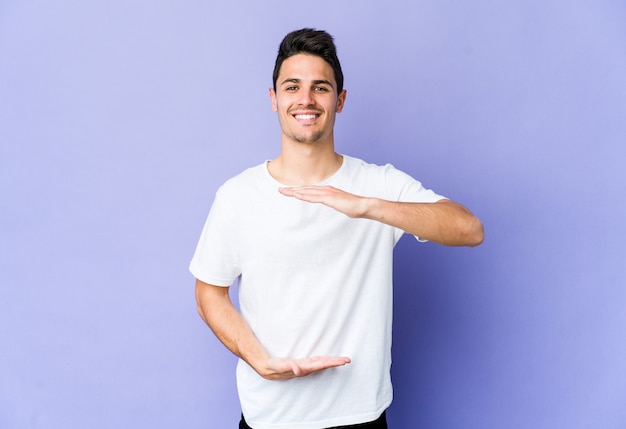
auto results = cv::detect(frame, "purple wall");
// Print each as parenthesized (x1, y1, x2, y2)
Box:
(1, 1, 625, 428)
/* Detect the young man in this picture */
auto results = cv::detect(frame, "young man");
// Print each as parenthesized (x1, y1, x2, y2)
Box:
(190, 28, 484, 429)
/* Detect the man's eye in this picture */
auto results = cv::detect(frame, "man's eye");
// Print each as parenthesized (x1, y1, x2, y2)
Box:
(285, 86, 298, 91)
(314, 87, 329, 92)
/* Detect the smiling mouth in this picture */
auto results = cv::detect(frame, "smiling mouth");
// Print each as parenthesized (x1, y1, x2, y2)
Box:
(293, 113, 318, 120)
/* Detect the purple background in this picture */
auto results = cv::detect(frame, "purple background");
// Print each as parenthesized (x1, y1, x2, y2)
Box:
(2, 1, 625, 428)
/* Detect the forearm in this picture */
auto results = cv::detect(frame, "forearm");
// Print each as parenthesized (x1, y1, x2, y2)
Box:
(195, 279, 351, 380)
(195, 279, 269, 373)
(362, 198, 484, 246)
(278, 185, 484, 246)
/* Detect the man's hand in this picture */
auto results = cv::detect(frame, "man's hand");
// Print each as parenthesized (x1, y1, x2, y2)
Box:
(279, 185, 367, 218)
(261, 356, 352, 380)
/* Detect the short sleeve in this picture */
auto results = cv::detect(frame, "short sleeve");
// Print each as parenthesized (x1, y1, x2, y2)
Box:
(189, 188, 241, 286)
(382, 164, 446, 243)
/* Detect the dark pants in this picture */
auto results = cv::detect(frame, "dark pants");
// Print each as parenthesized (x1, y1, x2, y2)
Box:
(239, 411, 388, 429)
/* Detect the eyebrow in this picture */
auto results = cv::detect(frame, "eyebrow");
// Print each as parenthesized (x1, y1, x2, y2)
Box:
(280, 78, 334, 87)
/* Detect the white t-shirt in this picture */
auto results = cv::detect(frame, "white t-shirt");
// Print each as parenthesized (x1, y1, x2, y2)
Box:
(190, 155, 444, 429)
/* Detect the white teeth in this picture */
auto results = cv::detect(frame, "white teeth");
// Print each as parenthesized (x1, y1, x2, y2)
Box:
(295, 114, 317, 120)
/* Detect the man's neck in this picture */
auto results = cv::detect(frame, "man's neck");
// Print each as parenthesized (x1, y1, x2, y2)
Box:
(268, 139, 343, 186)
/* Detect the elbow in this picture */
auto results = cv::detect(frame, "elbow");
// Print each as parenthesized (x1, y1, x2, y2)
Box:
(196, 299, 209, 325)
(196, 302, 206, 321)
(447, 213, 483, 247)
(465, 217, 484, 247)
(435, 200, 484, 247)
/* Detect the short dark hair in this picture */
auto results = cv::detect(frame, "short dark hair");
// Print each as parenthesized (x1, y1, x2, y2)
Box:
(272, 28, 344, 93)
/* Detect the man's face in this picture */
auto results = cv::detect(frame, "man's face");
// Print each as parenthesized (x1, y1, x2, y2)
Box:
(270, 54, 346, 145)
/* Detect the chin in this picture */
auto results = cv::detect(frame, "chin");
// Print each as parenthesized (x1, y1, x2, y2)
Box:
(293, 132, 325, 144)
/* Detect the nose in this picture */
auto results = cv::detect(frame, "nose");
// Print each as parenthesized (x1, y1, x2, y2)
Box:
(297, 88, 315, 106)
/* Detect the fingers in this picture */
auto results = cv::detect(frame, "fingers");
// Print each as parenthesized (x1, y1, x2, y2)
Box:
(278, 186, 333, 202)
(278, 185, 354, 210)
(295, 356, 351, 378)
(305, 356, 352, 372)
(265, 356, 351, 380)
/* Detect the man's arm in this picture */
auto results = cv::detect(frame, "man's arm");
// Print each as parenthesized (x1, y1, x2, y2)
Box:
(278, 186, 484, 246)
(195, 279, 351, 380)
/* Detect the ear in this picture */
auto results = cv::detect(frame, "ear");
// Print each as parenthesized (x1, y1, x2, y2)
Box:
(269, 88, 278, 112)
(336, 89, 347, 113)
